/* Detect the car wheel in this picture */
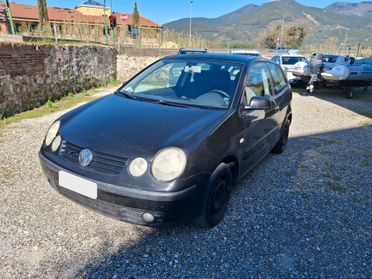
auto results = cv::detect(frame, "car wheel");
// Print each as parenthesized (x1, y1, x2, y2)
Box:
(196, 163, 233, 228)
(272, 120, 290, 154)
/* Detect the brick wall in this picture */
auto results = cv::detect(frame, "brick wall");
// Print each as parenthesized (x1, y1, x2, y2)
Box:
(0, 43, 117, 117)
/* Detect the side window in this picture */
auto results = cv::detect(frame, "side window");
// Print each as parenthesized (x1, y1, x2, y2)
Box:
(244, 63, 274, 105)
(267, 63, 287, 93)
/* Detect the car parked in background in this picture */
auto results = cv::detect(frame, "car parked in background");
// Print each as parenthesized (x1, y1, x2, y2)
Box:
(39, 54, 292, 228)
(271, 54, 309, 83)
(178, 48, 208, 55)
(230, 49, 262, 57)
(272, 47, 289, 53)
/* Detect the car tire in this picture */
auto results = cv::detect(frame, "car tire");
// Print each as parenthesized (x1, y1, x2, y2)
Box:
(195, 163, 233, 228)
(272, 120, 290, 154)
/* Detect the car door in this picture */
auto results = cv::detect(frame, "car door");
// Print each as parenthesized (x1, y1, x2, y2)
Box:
(267, 62, 292, 134)
(239, 62, 280, 172)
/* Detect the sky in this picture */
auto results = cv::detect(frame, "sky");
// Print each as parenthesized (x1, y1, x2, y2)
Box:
(12, 0, 365, 24)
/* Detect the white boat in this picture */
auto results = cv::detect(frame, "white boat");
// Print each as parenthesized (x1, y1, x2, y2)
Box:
(321, 60, 372, 81)
(291, 54, 372, 82)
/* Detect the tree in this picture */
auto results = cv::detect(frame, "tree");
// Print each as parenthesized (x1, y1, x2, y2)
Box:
(133, 2, 139, 26)
(286, 26, 306, 49)
(37, 0, 50, 33)
(261, 23, 306, 49)
(261, 25, 281, 49)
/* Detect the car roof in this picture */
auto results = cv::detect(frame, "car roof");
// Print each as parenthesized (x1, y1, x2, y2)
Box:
(179, 48, 207, 51)
(166, 53, 264, 64)
(279, 54, 306, 58)
(231, 49, 261, 54)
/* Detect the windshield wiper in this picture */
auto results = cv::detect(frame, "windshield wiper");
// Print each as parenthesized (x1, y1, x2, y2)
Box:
(157, 99, 192, 108)
(116, 91, 137, 100)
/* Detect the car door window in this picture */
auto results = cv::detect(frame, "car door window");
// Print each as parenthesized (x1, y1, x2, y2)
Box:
(267, 63, 287, 93)
(244, 63, 274, 105)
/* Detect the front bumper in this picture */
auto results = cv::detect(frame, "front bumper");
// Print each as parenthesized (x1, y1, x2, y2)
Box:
(39, 152, 201, 227)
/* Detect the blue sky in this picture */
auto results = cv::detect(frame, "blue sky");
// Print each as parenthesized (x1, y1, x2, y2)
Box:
(14, 0, 364, 24)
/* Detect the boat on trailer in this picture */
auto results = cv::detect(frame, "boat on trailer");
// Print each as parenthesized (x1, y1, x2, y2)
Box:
(292, 54, 372, 98)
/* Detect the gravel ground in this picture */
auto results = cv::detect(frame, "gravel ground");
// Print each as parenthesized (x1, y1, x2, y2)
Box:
(0, 87, 371, 278)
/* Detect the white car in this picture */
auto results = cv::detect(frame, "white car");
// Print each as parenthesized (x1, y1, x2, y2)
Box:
(230, 49, 262, 58)
(271, 54, 309, 82)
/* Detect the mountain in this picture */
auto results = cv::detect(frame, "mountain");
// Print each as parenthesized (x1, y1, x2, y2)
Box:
(164, 0, 372, 47)
(325, 1, 372, 17)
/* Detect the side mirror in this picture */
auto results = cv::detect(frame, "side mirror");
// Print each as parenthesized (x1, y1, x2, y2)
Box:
(245, 96, 272, 110)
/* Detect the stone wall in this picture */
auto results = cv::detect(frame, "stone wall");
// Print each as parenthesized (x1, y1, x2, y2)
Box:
(0, 43, 117, 117)
(117, 55, 162, 81)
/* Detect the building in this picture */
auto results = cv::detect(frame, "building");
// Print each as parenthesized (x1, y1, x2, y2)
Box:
(75, 0, 110, 16)
(0, 5, 7, 35)
(0, 1, 162, 45)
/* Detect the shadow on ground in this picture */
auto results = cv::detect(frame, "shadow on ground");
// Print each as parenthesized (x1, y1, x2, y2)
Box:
(78, 125, 372, 278)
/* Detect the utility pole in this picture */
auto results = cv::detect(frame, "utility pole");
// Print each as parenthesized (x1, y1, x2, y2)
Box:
(279, 16, 284, 48)
(356, 42, 361, 57)
(5, 0, 15, 35)
(103, 0, 109, 45)
(189, 0, 193, 47)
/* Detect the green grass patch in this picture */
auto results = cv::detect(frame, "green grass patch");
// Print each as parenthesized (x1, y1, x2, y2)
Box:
(0, 80, 122, 131)
(359, 119, 372, 126)
(365, 152, 372, 158)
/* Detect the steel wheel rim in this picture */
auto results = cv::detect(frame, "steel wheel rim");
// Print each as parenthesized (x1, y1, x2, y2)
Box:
(210, 178, 228, 215)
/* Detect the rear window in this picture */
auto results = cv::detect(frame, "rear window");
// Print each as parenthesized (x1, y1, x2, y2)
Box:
(282, 56, 307, 65)
(267, 63, 287, 93)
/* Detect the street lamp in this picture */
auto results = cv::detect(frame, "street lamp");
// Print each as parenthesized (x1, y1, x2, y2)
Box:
(189, 0, 193, 47)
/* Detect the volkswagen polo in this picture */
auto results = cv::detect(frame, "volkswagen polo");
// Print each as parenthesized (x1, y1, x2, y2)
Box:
(39, 54, 292, 228)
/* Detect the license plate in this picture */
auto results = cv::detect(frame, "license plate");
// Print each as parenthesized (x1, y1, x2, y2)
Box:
(59, 171, 97, 199)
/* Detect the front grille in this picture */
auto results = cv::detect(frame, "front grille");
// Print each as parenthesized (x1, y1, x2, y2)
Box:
(59, 141, 128, 175)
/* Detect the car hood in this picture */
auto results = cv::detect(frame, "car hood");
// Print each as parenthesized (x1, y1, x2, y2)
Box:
(59, 94, 229, 158)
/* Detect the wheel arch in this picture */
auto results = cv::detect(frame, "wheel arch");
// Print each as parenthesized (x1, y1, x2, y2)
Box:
(220, 155, 240, 186)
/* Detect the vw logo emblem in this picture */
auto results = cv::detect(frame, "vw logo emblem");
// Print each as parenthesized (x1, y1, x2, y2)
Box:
(79, 149, 93, 167)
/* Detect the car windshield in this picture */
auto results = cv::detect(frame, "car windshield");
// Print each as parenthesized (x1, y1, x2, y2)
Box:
(282, 56, 307, 65)
(118, 59, 242, 109)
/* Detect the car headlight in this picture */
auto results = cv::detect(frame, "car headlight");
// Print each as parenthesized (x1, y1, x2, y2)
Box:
(151, 147, 187, 182)
(51, 135, 61, 152)
(129, 157, 148, 177)
(45, 121, 60, 146)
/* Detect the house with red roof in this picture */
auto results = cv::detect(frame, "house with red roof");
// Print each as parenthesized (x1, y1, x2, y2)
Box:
(0, 1, 162, 44)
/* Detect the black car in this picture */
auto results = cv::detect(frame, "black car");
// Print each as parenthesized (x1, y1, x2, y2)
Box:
(39, 54, 292, 228)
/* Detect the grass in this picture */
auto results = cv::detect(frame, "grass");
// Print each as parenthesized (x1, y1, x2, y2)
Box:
(365, 152, 372, 159)
(359, 119, 372, 126)
(0, 80, 123, 131)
